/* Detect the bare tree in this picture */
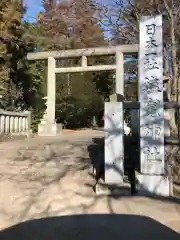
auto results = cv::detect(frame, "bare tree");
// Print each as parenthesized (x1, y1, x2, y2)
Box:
(99, 0, 180, 134)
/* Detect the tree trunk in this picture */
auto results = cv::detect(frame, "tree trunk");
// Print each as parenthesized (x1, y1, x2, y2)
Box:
(171, 17, 178, 100)
(169, 13, 178, 135)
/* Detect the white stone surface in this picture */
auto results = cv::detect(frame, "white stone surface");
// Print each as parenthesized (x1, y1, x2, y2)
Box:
(47, 57, 56, 125)
(14, 117, 19, 132)
(136, 173, 170, 196)
(139, 15, 164, 175)
(104, 102, 124, 184)
(10, 116, 14, 132)
(38, 122, 57, 136)
(0, 116, 5, 133)
(5, 116, 9, 132)
(19, 117, 22, 132)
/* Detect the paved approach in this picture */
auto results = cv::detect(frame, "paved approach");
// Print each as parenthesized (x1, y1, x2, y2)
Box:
(0, 130, 179, 236)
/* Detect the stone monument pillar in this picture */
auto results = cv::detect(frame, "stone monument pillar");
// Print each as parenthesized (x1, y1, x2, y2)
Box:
(104, 92, 124, 184)
(137, 15, 170, 196)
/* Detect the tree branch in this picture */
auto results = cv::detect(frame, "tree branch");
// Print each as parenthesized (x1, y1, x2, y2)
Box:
(174, 4, 180, 22)
(163, 0, 172, 21)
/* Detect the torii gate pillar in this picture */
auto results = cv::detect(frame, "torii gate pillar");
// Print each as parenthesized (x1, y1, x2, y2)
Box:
(38, 57, 57, 136)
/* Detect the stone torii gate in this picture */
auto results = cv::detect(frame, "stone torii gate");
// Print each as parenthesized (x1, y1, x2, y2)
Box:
(27, 45, 138, 187)
(27, 44, 138, 136)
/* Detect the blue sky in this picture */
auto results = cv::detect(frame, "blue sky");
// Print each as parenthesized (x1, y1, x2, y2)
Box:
(23, 0, 112, 22)
(24, 0, 43, 22)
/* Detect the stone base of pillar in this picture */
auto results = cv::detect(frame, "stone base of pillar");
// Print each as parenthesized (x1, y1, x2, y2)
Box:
(38, 122, 57, 136)
(136, 173, 171, 197)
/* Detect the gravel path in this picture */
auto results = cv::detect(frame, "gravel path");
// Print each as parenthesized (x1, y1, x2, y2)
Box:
(0, 130, 179, 237)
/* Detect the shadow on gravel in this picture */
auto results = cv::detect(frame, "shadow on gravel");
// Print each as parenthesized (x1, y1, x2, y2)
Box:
(87, 136, 139, 194)
(0, 134, 27, 143)
(0, 214, 179, 240)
